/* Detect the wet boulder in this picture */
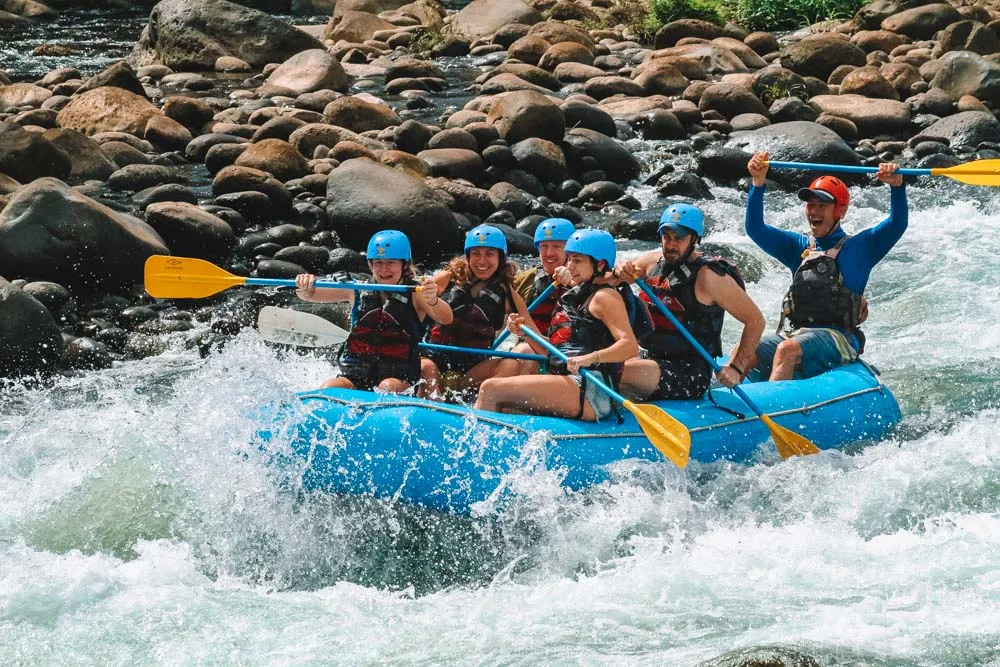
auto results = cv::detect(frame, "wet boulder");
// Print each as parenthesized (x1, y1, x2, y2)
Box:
(723, 121, 861, 186)
(212, 165, 293, 212)
(144, 202, 236, 260)
(128, 0, 323, 70)
(41, 128, 119, 181)
(561, 128, 639, 184)
(55, 87, 160, 137)
(920, 111, 1000, 150)
(0, 279, 64, 377)
(325, 158, 462, 259)
(0, 178, 168, 290)
(0, 124, 71, 182)
(930, 51, 1000, 108)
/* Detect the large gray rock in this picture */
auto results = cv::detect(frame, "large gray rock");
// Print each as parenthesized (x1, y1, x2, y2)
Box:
(921, 110, 1000, 149)
(451, 0, 542, 40)
(128, 0, 324, 70)
(561, 128, 640, 184)
(324, 159, 461, 259)
(723, 121, 861, 186)
(0, 279, 64, 377)
(930, 51, 1000, 108)
(0, 178, 168, 290)
(144, 202, 235, 260)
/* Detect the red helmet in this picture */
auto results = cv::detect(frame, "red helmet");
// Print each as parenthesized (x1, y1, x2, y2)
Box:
(799, 175, 850, 217)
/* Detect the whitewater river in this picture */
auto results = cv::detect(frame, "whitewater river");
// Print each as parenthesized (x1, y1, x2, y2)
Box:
(4, 176, 1000, 665)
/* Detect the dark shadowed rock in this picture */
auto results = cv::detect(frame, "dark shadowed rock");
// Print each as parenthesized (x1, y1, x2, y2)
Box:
(921, 111, 1000, 149)
(0, 178, 168, 289)
(325, 159, 461, 258)
(781, 34, 866, 81)
(144, 202, 236, 260)
(724, 121, 861, 186)
(75, 60, 147, 98)
(0, 124, 71, 182)
(0, 279, 64, 377)
(562, 128, 639, 184)
(128, 0, 324, 70)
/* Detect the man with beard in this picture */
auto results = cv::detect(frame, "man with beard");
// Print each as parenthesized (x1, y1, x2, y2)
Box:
(745, 151, 906, 380)
(614, 203, 765, 400)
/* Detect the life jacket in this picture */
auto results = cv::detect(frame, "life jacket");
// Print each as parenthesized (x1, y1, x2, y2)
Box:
(780, 237, 868, 350)
(547, 281, 621, 381)
(341, 280, 424, 366)
(641, 255, 744, 360)
(528, 267, 563, 332)
(428, 275, 510, 349)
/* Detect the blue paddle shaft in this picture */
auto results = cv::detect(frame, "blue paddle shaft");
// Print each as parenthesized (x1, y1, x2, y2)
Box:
(419, 342, 545, 362)
(635, 279, 768, 416)
(768, 161, 930, 177)
(521, 328, 627, 404)
(492, 281, 556, 348)
(245, 277, 412, 293)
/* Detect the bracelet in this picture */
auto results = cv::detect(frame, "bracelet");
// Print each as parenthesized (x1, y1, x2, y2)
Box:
(728, 362, 744, 377)
(595, 350, 601, 363)
(427, 298, 439, 306)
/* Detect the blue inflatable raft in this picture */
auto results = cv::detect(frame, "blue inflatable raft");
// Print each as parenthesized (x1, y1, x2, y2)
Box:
(260, 361, 900, 514)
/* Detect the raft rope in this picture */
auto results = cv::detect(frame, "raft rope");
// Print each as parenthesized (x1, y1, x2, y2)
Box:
(298, 383, 889, 440)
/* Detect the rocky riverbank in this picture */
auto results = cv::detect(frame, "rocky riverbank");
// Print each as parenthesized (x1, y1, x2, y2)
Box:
(1, 0, 999, 380)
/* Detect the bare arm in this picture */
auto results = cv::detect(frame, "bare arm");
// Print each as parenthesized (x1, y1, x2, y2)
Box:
(295, 274, 355, 304)
(696, 269, 765, 384)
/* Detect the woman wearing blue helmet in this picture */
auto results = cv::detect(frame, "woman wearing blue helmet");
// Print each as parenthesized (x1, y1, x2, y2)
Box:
(295, 229, 452, 393)
(612, 202, 764, 400)
(476, 229, 639, 422)
(421, 224, 535, 397)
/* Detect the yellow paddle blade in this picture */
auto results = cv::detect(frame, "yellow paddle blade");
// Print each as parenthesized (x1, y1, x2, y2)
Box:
(144, 255, 247, 299)
(932, 159, 1000, 186)
(622, 400, 691, 468)
(761, 415, 820, 458)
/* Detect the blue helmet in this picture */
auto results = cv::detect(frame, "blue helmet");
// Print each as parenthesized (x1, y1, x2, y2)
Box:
(533, 217, 576, 249)
(464, 224, 508, 255)
(658, 203, 704, 238)
(367, 229, 412, 261)
(565, 228, 616, 269)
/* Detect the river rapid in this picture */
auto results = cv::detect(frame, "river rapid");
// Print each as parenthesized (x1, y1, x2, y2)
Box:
(4, 11, 1000, 667)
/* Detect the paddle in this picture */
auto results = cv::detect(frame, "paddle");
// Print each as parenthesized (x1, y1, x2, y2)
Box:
(767, 159, 1000, 186)
(635, 279, 820, 459)
(256, 306, 548, 362)
(144, 255, 416, 299)
(492, 281, 556, 349)
(520, 327, 690, 468)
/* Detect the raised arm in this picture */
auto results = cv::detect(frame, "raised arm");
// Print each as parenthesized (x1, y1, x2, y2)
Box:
(745, 151, 809, 272)
(861, 165, 908, 265)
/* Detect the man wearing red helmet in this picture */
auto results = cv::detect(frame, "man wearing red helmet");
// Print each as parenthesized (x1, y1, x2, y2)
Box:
(745, 150, 907, 380)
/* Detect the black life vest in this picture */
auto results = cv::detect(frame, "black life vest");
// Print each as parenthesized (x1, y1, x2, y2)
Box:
(641, 255, 744, 360)
(781, 237, 867, 348)
(528, 267, 563, 332)
(341, 280, 424, 366)
(547, 281, 621, 380)
(428, 276, 510, 349)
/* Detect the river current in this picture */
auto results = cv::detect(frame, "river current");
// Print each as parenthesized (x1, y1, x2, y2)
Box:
(3, 11, 1000, 667)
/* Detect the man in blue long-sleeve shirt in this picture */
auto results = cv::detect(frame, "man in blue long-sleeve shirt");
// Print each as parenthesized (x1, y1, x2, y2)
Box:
(745, 150, 908, 380)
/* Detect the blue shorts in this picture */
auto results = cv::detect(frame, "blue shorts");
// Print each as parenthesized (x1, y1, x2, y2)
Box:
(751, 329, 858, 381)
(569, 374, 616, 421)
